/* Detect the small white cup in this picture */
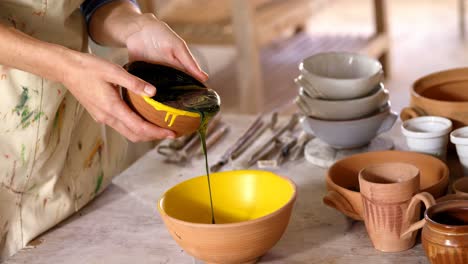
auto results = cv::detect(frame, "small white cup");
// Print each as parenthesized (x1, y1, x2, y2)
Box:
(401, 116, 452, 160)
(450, 127, 468, 175)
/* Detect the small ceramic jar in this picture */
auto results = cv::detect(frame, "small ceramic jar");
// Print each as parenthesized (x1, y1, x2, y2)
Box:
(422, 200, 468, 264)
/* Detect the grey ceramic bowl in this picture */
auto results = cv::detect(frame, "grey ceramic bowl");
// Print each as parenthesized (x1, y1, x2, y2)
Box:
(295, 83, 389, 121)
(299, 52, 383, 100)
(301, 105, 397, 149)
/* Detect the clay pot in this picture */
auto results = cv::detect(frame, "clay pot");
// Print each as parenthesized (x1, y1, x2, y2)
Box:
(420, 201, 468, 264)
(122, 88, 200, 137)
(400, 68, 468, 129)
(324, 151, 449, 220)
(158, 170, 297, 264)
(453, 177, 468, 196)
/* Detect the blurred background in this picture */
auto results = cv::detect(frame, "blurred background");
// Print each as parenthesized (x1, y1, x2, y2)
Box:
(91, 0, 468, 160)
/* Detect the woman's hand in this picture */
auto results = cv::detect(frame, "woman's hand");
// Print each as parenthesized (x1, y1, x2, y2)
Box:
(125, 14, 208, 82)
(62, 50, 176, 142)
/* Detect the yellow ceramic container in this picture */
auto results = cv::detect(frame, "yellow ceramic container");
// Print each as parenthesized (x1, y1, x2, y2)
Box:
(158, 170, 297, 264)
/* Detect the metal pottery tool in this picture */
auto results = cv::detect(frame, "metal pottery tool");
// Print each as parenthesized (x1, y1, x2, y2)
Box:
(231, 112, 278, 160)
(257, 134, 299, 169)
(210, 115, 264, 172)
(247, 113, 299, 167)
(289, 131, 313, 161)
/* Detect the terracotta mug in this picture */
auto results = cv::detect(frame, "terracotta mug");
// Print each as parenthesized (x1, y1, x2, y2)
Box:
(407, 200, 468, 264)
(359, 162, 436, 252)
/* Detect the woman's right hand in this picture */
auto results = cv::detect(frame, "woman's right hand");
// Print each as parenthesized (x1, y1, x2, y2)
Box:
(61, 50, 176, 142)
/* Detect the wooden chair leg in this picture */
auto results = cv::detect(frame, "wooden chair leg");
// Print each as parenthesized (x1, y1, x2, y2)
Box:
(231, 0, 264, 114)
(373, 0, 390, 77)
(460, 0, 466, 39)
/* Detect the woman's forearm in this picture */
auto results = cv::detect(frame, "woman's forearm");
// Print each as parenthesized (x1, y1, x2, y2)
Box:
(88, 1, 147, 47)
(0, 23, 75, 83)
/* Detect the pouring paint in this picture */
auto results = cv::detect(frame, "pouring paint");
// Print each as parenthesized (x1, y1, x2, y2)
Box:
(126, 62, 220, 224)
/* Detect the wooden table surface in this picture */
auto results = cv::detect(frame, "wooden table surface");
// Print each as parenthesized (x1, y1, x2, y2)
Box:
(5, 114, 447, 264)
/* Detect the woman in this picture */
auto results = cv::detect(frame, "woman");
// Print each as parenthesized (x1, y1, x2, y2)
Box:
(0, 0, 208, 259)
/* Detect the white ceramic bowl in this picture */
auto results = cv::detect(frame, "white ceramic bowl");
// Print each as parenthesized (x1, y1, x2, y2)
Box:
(299, 52, 383, 100)
(450, 126, 468, 175)
(295, 83, 389, 121)
(401, 116, 452, 159)
(301, 105, 397, 149)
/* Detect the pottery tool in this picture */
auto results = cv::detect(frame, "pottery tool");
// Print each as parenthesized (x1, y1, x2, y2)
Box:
(247, 113, 299, 167)
(210, 115, 264, 172)
(257, 134, 298, 169)
(231, 112, 278, 160)
(289, 131, 313, 161)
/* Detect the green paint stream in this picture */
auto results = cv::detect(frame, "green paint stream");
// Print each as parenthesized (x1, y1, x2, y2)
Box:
(127, 62, 220, 224)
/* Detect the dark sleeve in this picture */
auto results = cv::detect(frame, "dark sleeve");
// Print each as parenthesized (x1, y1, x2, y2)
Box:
(80, 0, 139, 24)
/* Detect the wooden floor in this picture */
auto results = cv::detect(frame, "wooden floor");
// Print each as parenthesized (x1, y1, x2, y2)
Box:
(194, 0, 468, 114)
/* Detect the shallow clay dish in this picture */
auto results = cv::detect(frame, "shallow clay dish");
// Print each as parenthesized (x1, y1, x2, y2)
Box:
(400, 68, 468, 128)
(324, 151, 449, 220)
(158, 170, 297, 264)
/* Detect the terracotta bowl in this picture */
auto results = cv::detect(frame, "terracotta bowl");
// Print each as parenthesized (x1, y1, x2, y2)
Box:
(122, 88, 200, 137)
(324, 151, 449, 220)
(400, 68, 468, 129)
(158, 170, 297, 264)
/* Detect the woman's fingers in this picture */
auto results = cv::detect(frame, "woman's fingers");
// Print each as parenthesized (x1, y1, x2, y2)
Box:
(173, 43, 209, 82)
(107, 65, 156, 97)
(111, 99, 176, 140)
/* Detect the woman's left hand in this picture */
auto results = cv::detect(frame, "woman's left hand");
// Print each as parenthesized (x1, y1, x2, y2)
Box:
(125, 14, 208, 82)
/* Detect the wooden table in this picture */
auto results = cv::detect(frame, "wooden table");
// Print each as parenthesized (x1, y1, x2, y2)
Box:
(5, 114, 435, 264)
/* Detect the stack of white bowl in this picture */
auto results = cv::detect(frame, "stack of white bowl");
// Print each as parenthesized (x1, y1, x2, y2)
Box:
(296, 52, 397, 149)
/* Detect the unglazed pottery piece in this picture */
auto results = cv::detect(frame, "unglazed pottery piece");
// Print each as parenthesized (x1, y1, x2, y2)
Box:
(401, 116, 452, 159)
(400, 68, 468, 128)
(450, 127, 468, 175)
(453, 177, 468, 196)
(296, 83, 389, 120)
(298, 52, 383, 100)
(359, 163, 436, 252)
(301, 104, 397, 149)
(421, 201, 468, 264)
(324, 151, 449, 221)
(158, 170, 296, 264)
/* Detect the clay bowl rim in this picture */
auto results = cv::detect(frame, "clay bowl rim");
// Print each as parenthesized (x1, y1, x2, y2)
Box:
(124, 88, 201, 119)
(326, 150, 450, 197)
(450, 126, 468, 145)
(411, 68, 468, 104)
(358, 162, 420, 187)
(401, 116, 453, 139)
(303, 103, 392, 124)
(299, 83, 386, 104)
(299, 51, 383, 82)
(157, 170, 297, 229)
(453, 177, 468, 195)
(425, 200, 468, 230)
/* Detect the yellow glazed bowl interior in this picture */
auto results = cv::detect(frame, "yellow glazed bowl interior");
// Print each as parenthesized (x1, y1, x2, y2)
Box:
(159, 170, 295, 224)
(157, 170, 297, 264)
(142, 96, 200, 126)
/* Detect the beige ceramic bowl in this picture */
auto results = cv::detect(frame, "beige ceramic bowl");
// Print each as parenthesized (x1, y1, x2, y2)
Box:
(324, 151, 449, 220)
(296, 83, 388, 120)
(299, 52, 383, 100)
(400, 68, 468, 129)
(158, 170, 297, 264)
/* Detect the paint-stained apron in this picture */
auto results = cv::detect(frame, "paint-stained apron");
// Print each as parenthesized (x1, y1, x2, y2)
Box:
(0, 0, 128, 260)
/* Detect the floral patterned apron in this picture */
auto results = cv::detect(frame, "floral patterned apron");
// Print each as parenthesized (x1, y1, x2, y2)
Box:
(0, 0, 128, 260)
